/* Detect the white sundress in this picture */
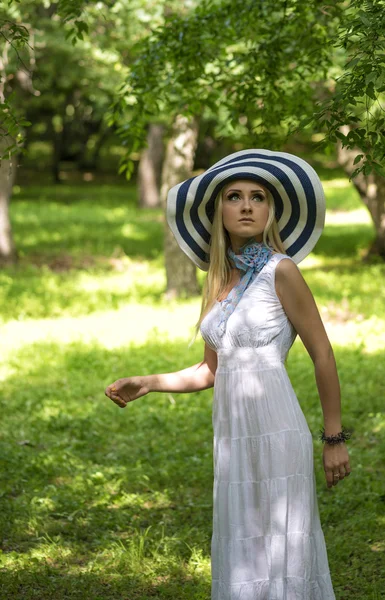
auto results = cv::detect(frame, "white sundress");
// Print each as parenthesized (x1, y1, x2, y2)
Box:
(200, 253, 336, 600)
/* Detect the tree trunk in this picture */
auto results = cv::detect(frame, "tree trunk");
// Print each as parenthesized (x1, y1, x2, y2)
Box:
(160, 114, 200, 298)
(0, 37, 18, 266)
(52, 129, 63, 183)
(0, 135, 18, 266)
(138, 123, 165, 208)
(0, 25, 37, 266)
(336, 126, 385, 261)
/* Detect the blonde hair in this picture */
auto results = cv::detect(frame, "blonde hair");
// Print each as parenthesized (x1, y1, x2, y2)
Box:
(189, 183, 287, 346)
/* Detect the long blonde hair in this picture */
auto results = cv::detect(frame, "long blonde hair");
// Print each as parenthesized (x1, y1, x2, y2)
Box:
(190, 184, 287, 345)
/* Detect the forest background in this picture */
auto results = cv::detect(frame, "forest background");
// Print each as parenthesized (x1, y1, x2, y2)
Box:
(0, 1, 384, 599)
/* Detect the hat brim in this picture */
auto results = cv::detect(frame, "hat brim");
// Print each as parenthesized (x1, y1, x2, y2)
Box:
(167, 149, 325, 271)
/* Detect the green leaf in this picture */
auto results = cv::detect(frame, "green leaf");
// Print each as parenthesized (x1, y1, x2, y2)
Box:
(375, 72, 385, 89)
(353, 154, 364, 165)
(365, 71, 378, 85)
(346, 56, 361, 69)
(76, 21, 89, 34)
(358, 12, 371, 27)
(350, 166, 363, 180)
(299, 116, 313, 128)
(366, 82, 376, 100)
(372, 161, 385, 177)
(335, 130, 347, 141)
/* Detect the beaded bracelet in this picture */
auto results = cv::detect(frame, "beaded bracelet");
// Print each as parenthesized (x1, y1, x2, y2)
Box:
(318, 425, 352, 445)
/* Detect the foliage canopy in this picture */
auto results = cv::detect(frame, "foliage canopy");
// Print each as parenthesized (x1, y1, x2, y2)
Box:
(111, 0, 385, 178)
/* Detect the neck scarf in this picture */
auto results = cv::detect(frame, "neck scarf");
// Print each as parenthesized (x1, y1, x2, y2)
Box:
(217, 238, 274, 336)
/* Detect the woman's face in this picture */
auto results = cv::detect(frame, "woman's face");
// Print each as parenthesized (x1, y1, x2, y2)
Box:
(221, 179, 270, 252)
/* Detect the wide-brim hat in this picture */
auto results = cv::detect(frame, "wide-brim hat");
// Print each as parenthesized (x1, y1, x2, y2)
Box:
(166, 149, 325, 270)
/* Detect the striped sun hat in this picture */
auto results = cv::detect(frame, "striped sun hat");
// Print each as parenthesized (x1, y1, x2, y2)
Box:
(166, 149, 326, 271)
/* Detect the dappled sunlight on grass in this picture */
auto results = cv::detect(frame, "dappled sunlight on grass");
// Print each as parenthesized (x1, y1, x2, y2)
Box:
(0, 259, 168, 323)
(1, 177, 385, 598)
(0, 337, 214, 597)
(2, 177, 380, 329)
(3, 189, 385, 356)
(323, 177, 363, 211)
(12, 201, 164, 261)
(1, 336, 385, 597)
(323, 178, 352, 189)
(325, 208, 371, 225)
(1, 294, 384, 368)
(0, 302, 200, 360)
(312, 222, 374, 259)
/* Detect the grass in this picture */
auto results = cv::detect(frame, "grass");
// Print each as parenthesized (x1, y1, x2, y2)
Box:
(0, 175, 385, 599)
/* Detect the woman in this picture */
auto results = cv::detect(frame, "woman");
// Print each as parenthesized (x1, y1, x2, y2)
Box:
(105, 149, 352, 600)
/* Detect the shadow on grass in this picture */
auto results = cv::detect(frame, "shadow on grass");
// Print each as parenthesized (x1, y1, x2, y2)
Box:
(2, 206, 383, 324)
(10, 181, 374, 268)
(0, 264, 167, 322)
(0, 338, 385, 598)
(11, 201, 164, 263)
(0, 566, 209, 600)
(14, 182, 139, 208)
(312, 223, 375, 259)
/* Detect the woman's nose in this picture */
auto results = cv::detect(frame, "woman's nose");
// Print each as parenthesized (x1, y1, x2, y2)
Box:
(241, 199, 253, 211)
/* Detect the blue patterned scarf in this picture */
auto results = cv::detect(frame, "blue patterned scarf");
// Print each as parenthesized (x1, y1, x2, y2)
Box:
(217, 238, 274, 336)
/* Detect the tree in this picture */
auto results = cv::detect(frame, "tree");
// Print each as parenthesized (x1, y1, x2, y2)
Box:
(160, 114, 200, 298)
(0, 0, 88, 264)
(312, 0, 385, 179)
(138, 123, 165, 208)
(111, 0, 342, 173)
(112, 0, 385, 260)
(314, 0, 385, 258)
(0, 0, 198, 267)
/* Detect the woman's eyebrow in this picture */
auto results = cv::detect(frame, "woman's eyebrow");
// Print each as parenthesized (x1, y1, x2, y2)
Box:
(225, 188, 266, 194)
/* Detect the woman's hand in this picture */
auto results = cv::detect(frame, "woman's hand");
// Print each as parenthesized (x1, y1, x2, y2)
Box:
(105, 376, 150, 408)
(322, 443, 352, 488)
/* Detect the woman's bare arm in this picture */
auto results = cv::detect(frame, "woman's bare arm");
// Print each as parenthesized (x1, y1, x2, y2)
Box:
(105, 342, 217, 407)
(147, 342, 218, 393)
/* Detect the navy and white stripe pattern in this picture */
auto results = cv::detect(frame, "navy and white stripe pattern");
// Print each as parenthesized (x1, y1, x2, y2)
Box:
(166, 149, 326, 271)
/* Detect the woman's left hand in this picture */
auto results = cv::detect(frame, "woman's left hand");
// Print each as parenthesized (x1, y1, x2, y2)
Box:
(322, 443, 352, 488)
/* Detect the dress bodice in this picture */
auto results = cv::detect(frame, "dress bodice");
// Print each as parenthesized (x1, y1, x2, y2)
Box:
(200, 254, 298, 366)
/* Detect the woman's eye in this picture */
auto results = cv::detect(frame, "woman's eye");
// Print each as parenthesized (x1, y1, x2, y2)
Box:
(226, 194, 264, 201)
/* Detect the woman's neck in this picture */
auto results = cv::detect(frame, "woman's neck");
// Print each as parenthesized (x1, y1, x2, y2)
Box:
(230, 236, 263, 254)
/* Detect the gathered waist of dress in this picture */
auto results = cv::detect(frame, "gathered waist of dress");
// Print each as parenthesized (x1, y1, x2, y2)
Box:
(216, 346, 285, 372)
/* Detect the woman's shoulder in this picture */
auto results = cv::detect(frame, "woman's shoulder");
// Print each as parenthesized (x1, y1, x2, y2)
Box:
(271, 251, 297, 264)
(270, 252, 299, 277)
(274, 253, 303, 291)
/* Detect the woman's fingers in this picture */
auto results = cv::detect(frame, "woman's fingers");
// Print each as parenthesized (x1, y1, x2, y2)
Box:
(325, 463, 352, 488)
(105, 378, 141, 407)
(105, 384, 127, 408)
(112, 395, 127, 408)
(109, 393, 127, 408)
(104, 385, 114, 398)
(323, 445, 352, 488)
(325, 468, 336, 488)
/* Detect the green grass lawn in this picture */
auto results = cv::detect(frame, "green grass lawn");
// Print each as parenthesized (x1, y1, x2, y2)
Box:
(0, 176, 384, 599)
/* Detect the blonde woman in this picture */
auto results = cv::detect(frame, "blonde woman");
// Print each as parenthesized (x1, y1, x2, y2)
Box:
(105, 150, 352, 600)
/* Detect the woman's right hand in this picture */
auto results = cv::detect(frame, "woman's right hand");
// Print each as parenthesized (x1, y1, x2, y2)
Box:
(104, 376, 150, 408)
